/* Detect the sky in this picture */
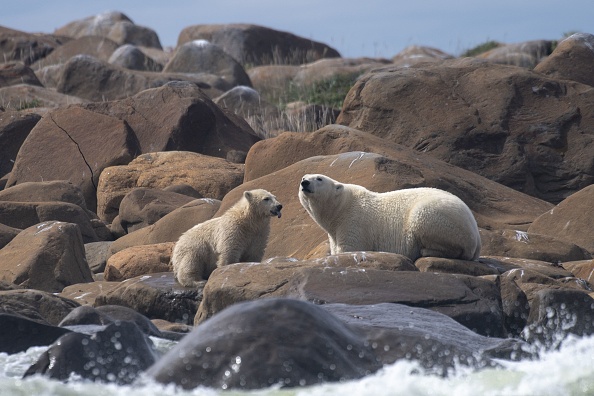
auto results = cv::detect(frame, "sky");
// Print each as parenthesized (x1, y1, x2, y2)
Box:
(1, 1, 592, 59)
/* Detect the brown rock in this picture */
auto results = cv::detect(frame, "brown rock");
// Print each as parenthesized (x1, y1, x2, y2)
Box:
(0, 180, 90, 212)
(247, 64, 300, 103)
(0, 62, 42, 87)
(0, 223, 19, 250)
(108, 44, 162, 72)
(480, 228, 592, 263)
(563, 260, 594, 284)
(95, 272, 202, 325)
(81, 81, 259, 156)
(337, 58, 594, 204)
(84, 241, 112, 273)
(108, 198, 221, 255)
(0, 201, 98, 243)
(415, 257, 505, 276)
(478, 40, 554, 68)
(6, 106, 139, 212)
(163, 41, 251, 87)
(31, 36, 120, 70)
(528, 185, 594, 254)
(196, 255, 504, 337)
(0, 289, 79, 325)
(97, 152, 242, 223)
(0, 26, 66, 65)
(104, 242, 174, 281)
(0, 221, 93, 293)
(117, 187, 196, 233)
(59, 281, 119, 306)
(392, 45, 454, 67)
(54, 11, 162, 49)
(56, 55, 230, 102)
(177, 23, 340, 66)
(534, 33, 594, 88)
(0, 110, 40, 178)
(0, 84, 86, 110)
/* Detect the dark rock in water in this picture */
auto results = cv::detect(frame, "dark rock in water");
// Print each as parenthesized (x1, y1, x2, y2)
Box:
(24, 321, 157, 384)
(147, 298, 382, 390)
(0, 313, 71, 354)
(522, 288, 594, 348)
(95, 272, 201, 325)
(322, 303, 532, 374)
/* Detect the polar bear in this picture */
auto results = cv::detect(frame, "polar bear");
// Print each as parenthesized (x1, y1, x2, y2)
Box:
(172, 189, 282, 286)
(298, 174, 480, 261)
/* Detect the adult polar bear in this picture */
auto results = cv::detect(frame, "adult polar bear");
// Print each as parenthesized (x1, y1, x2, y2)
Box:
(298, 174, 481, 261)
(172, 189, 282, 287)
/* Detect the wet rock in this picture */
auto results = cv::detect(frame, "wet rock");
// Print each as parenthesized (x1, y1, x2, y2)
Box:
(147, 298, 381, 390)
(0, 313, 71, 354)
(24, 321, 157, 384)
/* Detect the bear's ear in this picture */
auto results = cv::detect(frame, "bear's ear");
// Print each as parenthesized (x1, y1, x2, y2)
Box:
(244, 191, 252, 201)
(336, 183, 343, 191)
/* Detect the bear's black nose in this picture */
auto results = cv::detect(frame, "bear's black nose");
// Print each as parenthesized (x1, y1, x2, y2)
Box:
(301, 180, 310, 187)
(277, 204, 283, 211)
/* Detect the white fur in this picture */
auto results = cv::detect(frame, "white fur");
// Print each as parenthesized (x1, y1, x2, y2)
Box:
(172, 189, 282, 287)
(298, 174, 481, 261)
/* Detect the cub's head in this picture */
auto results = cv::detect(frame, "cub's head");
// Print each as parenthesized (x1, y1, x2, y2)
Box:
(244, 189, 282, 218)
(299, 174, 343, 205)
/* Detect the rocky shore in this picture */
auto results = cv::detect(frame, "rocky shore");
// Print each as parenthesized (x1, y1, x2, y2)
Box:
(1, 11, 594, 391)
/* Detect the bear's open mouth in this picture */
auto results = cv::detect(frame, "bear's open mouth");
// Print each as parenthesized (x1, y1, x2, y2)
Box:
(271, 208, 282, 218)
(301, 186, 312, 193)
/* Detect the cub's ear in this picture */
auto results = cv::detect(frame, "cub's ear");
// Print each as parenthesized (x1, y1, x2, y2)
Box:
(336, 183, 343, 190)
(244, 191, 252, 200)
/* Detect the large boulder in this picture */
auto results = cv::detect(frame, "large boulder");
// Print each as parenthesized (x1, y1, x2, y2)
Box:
(31, 36, 120, 70)
(0, 314, 71, 354)
(0, 288, 80, 325)
(56, 55, 231, 101)
(24, 321, 157, 384)
(0, 62, 42, 87)
(81, 81, 260, 156)
(337, 58, 594, 204)
(477, 40, 554, 68)
(54, 11, 162, 49)
(528, 185, 594, 254)
(534, 33, 594, 88)
(95, 272, 201, 325)
(103, 242, 174, 281)
(196, 254, 505, 337)
(148, 298, 382, 390)
(0, 110, 40, 178)
(0, 180, 90, 212)
(5, 106, 139, 212)
(0, 84, 86, 110)
(117, 187, 195, 233)
(163, 40, 251, 87)
(0, 26, 66, 65)
(177, 23, 340, 66)
(97, 151, 243, 223)
(392, 45, 454, 67)
(108, 44, 162, 72)
(0, 201, 99, 242)
(0, 221, 93, 292)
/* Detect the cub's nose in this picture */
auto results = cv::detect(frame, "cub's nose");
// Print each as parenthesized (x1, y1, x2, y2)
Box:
(277, 204, 283, 211)
(301, 180, 310, 187)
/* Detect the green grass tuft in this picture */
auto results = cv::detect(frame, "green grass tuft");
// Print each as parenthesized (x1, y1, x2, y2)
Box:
(461, 40, 501, 57)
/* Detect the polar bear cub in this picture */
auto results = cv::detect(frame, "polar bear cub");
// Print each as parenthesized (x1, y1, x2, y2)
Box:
(172, 189, 282, 286)
(298, 174, 480, 261)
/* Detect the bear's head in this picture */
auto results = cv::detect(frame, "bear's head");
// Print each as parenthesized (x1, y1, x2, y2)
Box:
(299, 174, 344, 207)
(244, 189, 283, 218)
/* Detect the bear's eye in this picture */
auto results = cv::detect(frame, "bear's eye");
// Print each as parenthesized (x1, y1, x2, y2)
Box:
(316, 177, 322, 181)
(263, 197, 270, 201)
